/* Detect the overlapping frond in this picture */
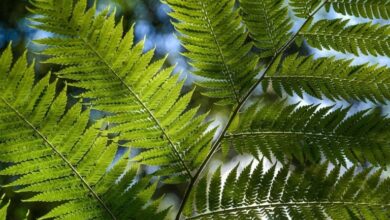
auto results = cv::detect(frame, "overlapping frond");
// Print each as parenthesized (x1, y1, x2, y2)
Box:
(0, 194, 9, 220)
(184, 161, 390, 219)
(30, 0, 214, 182)
(223, 101, 390, 166)
(240, 0, 293, 58)
(325, 0, 390, 19)
(0, 46, 165, 219)
(262, 53, 390, 103)
(165, 0, 259, 105)
(300, 19, 390, 56)
(290, 0, 322, 18)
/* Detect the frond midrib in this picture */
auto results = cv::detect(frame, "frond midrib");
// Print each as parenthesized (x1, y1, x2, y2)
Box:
(328, 0, 390, 7)
(258, 0, 279, 53)
(0, 96, 117, 220)
(186, 201, 390, 219)
(299, 31, 385, 41)
(63, 21, 193, 178)
(224, 130, 382, 143)
(198, 1, 241, 103)
(264, 75, 380, 83)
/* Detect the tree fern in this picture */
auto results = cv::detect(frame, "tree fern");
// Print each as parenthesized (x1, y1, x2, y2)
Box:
(263, 53, 390, 103)
(3, 0, 390, 219)
(223, 101, 390, 166)
(0, 46, 164, 219)
(300, 19, 390, 56)
(165, 0, 259, 105)
(185, 161, 390, 219)
(240, 0, 292, 58)
(30, 0, 214, 183)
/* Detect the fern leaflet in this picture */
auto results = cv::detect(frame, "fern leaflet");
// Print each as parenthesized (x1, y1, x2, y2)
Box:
(30, 0, 214, 183)
(325, 0, 390, 19)
(223, 101, 390, 166)
(240, 0, 293, 58)
(0, 46, 165, 219)
(300, 19, 390, 56)
(165, 0, 259, 105)
(0, 194, 9, 220)
(185, 161, 390, 219)
(263, 53, 390, 103)
(290, 0, 322, 18)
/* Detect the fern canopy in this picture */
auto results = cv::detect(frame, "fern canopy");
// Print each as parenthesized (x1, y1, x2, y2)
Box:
(0, 46, 165, 219)
(263, 54, 390, 103)
(165, 0, 259, 105)
(240, 0, 292, 58)
(223, 101, 390, 166)
(30, 0, 214, 183)
(3, 0, 390, 219)
(185, 161, 390, 219)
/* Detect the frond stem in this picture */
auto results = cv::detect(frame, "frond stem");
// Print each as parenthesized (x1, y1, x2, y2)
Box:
(0, 97, 117, 220)
(225, 130, 373, 140)
(174, 1, 328, 219)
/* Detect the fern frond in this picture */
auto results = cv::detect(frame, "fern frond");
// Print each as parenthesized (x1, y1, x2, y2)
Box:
(291, 1, 390, 20)
(290, 0, 322, 18)
(30, 0, 214, 182)
(325, 0, 390, 19)
(240, 0, 293, 58)
(0, 194, 10, 220)
(0, 46, 165, 219)
(300, 19, 390, 56)
(223, 101, 390, 166)
(185, 161, 390, 219)
(263, 53, 390, 103)
(165, 0, 259, 105)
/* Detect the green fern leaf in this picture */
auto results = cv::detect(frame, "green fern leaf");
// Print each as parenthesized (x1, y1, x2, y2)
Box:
(290, 0, 322, 18)
(263, 53, 390, 103)
(0, 46, 165, 219)
(300, 19, 390, 57)
(223, 101, 390, 166)
(325, 0, 390, 19)
(291, 1, 390, 20)
(30, 0, 214, 182)
(165, 0, 259, 105)
(185, 161, 390, 219)
(0, 194, 10, 220)
(240, 0, 293, 58)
